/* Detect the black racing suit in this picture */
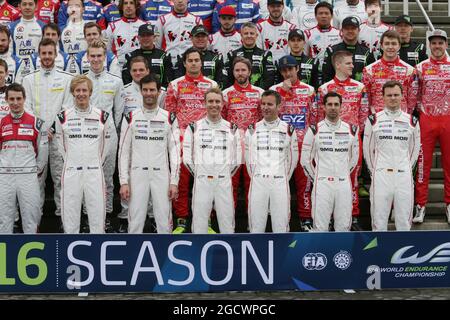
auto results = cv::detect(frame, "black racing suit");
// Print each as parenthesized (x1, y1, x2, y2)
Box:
(398, 40, 428, 67)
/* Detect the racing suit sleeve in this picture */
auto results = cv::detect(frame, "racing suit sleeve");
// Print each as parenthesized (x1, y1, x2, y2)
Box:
(113, 83, 124, 129)
(359, 86, 370, 132)
(406, 69, 419, 114)
(102, 113, 115, 165)
(287, 127, 299, 180)
(410, 119, 421, 170)
(182, 123, 195, 176)
(362, 118, 375, 175)
(211, 4, 220, 33)
(158, 89, 167, 109)
(118, 114, 132, 186)
(54, 117, 66, 160)
(163, 54, 174, 86)
(22, 76, 34, 112)
(121, 55, 132, 85)
(165, 81, 178, 114)
(362, 67, 373, 114)
(103, 24, 114, 53)
(231, 127, 242, 176)
(108, 56, 122, 78)
(321, 47, 334, 84)
(244, 128, 254, 177)
(168, 118, 181, 185)
(310, 58, 321, 90)
(35, 120, 46, 177)
(62, 76, 74, 110)
(308, 88, 318, 126)
(261, 51, 276, 90)
(349, 127, 360, 174)
(300, 127, 315, 181)
(154, 17, 164, 50)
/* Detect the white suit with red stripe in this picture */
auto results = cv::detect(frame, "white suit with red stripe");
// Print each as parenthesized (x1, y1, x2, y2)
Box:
(245, 118, 299, 233)
(301, 119, 359, 232)
(56, 106, 113, 234)
(363, 109, 421, 231)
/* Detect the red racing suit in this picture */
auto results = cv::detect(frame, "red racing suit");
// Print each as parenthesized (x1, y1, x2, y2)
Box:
(316, 76, 369, 216)
(362, 57, 418, 114)
(222, 82, 264, 210)
(35, 0, 60, 24)
(415, 56, 450, 207)
(165, 74, 218, 218)
(270, 80, 316, 219)
(0, 1, 20, 26)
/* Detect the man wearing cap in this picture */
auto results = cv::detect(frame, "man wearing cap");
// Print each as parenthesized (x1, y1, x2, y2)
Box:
(212, 0, 260, 33)
(174, 25, 224, 86)
(257, 0, 297, 63)
(333, 0, 368, 30)
(259, 0, 292, 21)
(154, 0, 202, 66)
(270, 55, 317, 231)
(122, 23, 173, 87)
(290, 0, 318, 31)
(304, 2, 341, 66)
(413, 29, 450, 224)
(278, 28, 320, 89)
(209, 6, 241, 63)
(394, 15, 428, 67)
(224, 22, 276, 90)
(322, 16, 375, 84)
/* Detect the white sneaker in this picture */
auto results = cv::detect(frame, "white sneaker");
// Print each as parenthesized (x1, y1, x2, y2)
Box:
(446, 204, 450, 224)
(413, 205, 426, 223)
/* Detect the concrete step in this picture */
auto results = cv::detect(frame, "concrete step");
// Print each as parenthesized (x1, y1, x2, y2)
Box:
(384, 16, 450, 25)
(434, 151, 442, 168)
(428, 183, 444, 202)
(385, 2, 450, 12)
(389, 219, 450, 230)
(430, 168, 443, 180)
(425, 202, 447, 215)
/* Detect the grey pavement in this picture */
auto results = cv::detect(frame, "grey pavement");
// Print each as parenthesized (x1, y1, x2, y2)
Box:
(2, 288, 450, 300)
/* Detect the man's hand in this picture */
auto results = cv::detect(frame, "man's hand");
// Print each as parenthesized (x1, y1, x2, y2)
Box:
(47, 128, 54, 141)
(282, 79, 292, 92)
(120, 184, 130, 201)
(168, 184, 178, 200)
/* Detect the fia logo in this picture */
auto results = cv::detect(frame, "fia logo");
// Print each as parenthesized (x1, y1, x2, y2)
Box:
(302, 253, 327, 270)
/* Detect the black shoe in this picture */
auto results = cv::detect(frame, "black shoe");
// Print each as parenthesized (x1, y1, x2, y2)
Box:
(80, 216, 90, 233)
(105, 217, 115, 233)
(351, 217, 363, 231)
(117, 219, 128, 233)
(148, 218, 157, 233)
(56, 216, 64, 233)
(13, 219, 23, 233)
(300, 218, 313, 232)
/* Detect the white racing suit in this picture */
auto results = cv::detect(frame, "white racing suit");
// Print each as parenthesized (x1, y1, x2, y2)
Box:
(301, 119, 359, 231)
(183, 117, 241, 234)
(55, 106, 113, 234)
(245, 118, 299, 233)
(0, 112, 44, 233)
(119, 107, 181, 233)
(22, 67, 74, 216)
(87, 69, 123, 214)
(363, 109, 421, 231)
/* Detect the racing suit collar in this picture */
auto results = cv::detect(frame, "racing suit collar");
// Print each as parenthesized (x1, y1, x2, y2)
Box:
(121, 17, 139, 23)
(263, 118, 281, 128)
(11, 110, 24, 119)
(233, 82, 252, 91)
(220, 29, 237, 37)
(143, 106, 159, 114)
(75, 105, 92, 114)
(317, 25, 333, 32)
(381, 56, 400, 65)
(40, 66, 56, 76)
(171, 10, 188, 17)
(324, 118, 341, 131)
(333, 76, 352, 85)
(185, 73, 205, 82)
(430, 55, 449, 64)
(205, 117, 222, 127)
(384, 108, 402, 118)
(88, 68, 106, 78)
(267, 18, 284, 26)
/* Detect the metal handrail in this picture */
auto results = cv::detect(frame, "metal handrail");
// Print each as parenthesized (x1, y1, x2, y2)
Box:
(415, 0, 436, 31)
